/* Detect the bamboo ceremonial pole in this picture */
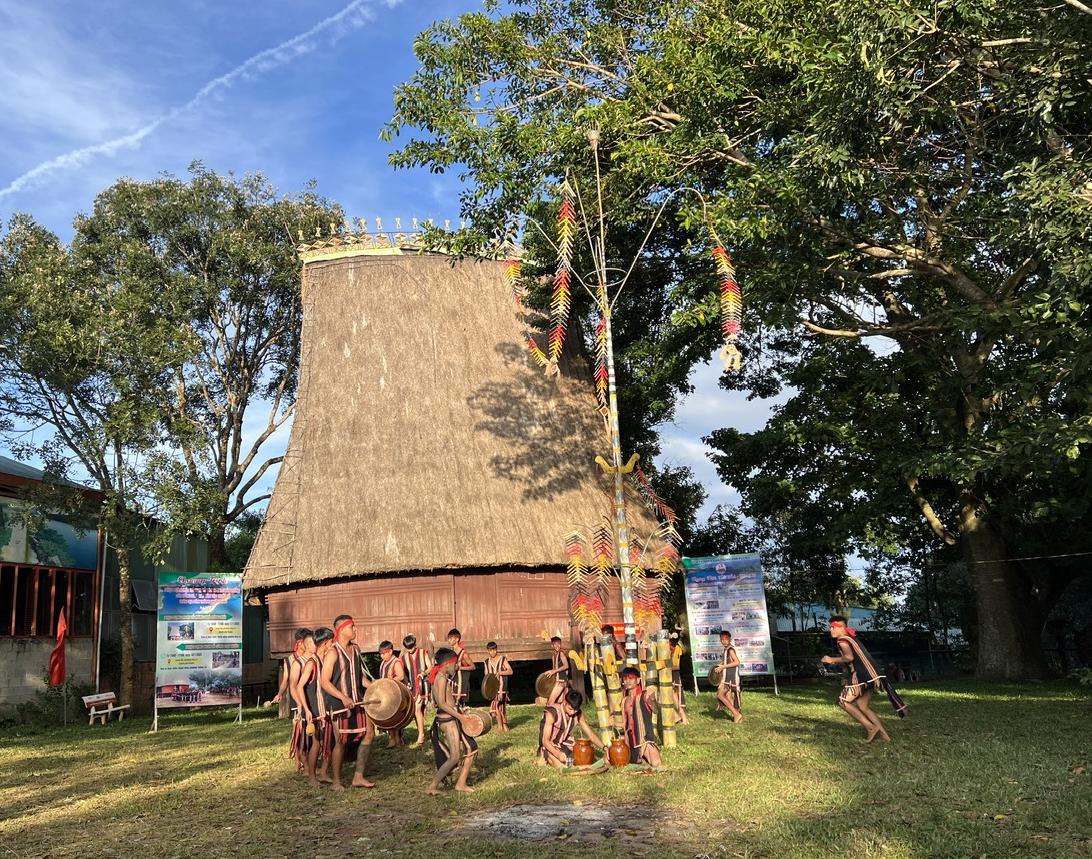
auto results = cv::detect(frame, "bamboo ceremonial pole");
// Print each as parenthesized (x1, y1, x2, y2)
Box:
(598, 635, 624, 731)
(587, 639, 613, 744)
(655, 632, 677, 748)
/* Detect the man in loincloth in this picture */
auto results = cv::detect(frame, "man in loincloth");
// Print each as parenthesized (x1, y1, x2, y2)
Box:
(400, 633, 432, 748)
(714, 629, 744, 723)
(821, 615, 907, 742)
(536, 689, 607, 768)
(378, 640, 408, 747)
(446, 628, 475, 710)
(287, 628, 314, 772)
(620, 667, 662, 767)
(668, 631, 690, 725)
(295, 627, 334, 784)
(320, 615, 377, 789)
(484, 641, 513, 732)
(426, 647, 477, 795)
(545, 635, 571, 705)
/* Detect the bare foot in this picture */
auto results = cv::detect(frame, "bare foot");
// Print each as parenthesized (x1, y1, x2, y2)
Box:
(425, 785, 443, 795)
(317, 774, 332, 784)
(454, 784, 475, 793)
(351, 775, 376, 788)
(331, 782, 345, 791)
(865, 727, 881, 743)
(878, 730, 892, 743)
(308, 777, 320, 787)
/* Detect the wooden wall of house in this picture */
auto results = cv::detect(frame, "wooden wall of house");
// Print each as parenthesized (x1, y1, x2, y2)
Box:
(264, 568, 637, 661)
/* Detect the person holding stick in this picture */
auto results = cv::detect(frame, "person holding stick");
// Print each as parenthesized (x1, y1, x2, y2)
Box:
(320, 615, 376, 789)
(536, 689, 606, 768)
(821, 615, 906, 742)
(426, 647, 477, 795)
(484, 641, 513, 732)
(715, 629, 744, 723)
(400, 633, 432, 748)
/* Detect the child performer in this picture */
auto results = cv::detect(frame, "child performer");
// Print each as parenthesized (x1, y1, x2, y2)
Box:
(320, 615, 376, 789)
(400, 633, 433, 748)
(536, 689, 607, 768)
(446, 628, 475, 710)
(378, 640, 407, 747)
(484, 641, 513, 732)
(287, 628, 314, 772)
(295, 627, 334, 784)
(668, 631, 690, 725)
(426, 647, 477, 795)
(715, 629, 744, 723)
(821, 615, 906, 742)
(546, 635, 570, 705)
(620, 666, 662, 767)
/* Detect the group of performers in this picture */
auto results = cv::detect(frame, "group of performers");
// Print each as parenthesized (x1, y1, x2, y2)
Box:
(273, 614, 906, 792)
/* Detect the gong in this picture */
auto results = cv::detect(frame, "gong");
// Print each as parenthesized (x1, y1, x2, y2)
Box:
(481, 673, 502, 701)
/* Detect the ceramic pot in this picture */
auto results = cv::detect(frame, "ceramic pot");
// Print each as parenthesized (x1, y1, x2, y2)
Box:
(573, 739, 595, 766)
(608, 737, 630, 767)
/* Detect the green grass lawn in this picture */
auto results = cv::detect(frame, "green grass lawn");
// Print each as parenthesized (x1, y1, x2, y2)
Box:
(1, 680, 1089, 858)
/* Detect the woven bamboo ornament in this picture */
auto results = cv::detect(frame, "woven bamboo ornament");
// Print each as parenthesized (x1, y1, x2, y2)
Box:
(712, 238, 742, 371)
(546, 181, 576, 377)
(504, 258, 524, 307)
(594, 318, 609, 416)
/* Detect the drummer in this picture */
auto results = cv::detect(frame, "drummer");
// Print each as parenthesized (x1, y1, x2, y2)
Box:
(484, 641, 513, 732)
(378, 640, 408, 747)
(426, 647, 477, 795)
(320, 615, 377, 789)
(536, 689, 606, 768)
(446, 628, 475, 710)
(545, 636, 570, 705)
(400, 634, 432, 748)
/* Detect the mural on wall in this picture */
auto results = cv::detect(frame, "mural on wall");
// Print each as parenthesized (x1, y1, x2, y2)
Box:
(0, 497, 97, 569)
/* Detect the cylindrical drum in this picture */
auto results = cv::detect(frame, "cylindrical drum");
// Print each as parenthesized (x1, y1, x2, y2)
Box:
(481, 673, 502, 701)
(535, 671, 556, 699)
(573, 738, 595, 767)
(707, 665, 724, 687)
(362, 678, 413, 730)
(461, 708, 493, 738)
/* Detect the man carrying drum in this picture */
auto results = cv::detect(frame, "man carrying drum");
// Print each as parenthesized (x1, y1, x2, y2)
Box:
(378, 640, 407, 747)
(483, 641, 513, 732)
(320, 615, 377, 789)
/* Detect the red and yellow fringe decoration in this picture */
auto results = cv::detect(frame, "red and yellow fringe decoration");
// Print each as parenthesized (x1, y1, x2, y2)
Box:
(546, 181, 576, 376)
(593, 318, 609, 416)
(504, 258, 524, 307)
(712, 237, 742, 371)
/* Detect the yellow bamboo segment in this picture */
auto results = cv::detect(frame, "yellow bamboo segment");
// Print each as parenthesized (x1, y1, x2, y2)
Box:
(655, 633, 677, 748)
(599, 636, 624, 730)
(586, 639, 613, 745)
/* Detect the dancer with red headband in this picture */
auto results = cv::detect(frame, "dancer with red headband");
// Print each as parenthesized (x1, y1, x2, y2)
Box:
(274, 628, 310, 717)
(320, 615, 377, 788)
(400, 634, 432, 748)
(714, 630, 744, 723)
(620, 666, 662, 766)
(536, 689, 606, 768)
(821, 615, 908, 742)
(294, 627, 334, 785)
(426, 647, 477, 795)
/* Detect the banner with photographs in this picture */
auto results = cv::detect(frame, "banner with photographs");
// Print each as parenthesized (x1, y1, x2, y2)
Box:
(155, 572, 243, 709)
(682, 553, 776, 678)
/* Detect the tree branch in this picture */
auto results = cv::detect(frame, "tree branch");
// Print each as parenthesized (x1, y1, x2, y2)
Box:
(906, 476, 959, 545)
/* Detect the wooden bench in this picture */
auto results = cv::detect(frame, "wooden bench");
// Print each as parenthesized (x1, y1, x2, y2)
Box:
(82, 692, 131, 726)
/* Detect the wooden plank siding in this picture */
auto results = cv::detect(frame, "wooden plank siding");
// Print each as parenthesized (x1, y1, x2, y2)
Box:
(264, 568, 646, 661)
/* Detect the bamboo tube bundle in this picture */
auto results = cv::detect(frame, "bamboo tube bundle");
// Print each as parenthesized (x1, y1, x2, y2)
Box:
(655, 632, 677, 748)
(598, 636, 624, 730)
(586, 639, 613, 745)
(639, 643, 662, 743)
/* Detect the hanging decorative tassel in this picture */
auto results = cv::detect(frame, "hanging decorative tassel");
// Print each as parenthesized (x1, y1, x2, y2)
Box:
(546, 181, 576, 377)
(504, 257, 524, 307)
(594, 318, 609, 416)
(527, 336, 549, 368)
(712, 235, 742, 371)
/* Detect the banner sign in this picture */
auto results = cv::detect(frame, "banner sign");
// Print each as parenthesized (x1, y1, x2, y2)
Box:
(155, 572, 242, 709)
(682, 553, 776, 677)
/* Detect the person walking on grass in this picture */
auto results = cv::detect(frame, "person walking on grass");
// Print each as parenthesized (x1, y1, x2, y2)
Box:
(821, 615, 908, 743)
(484, 641, 513, 732)
(320, 615, 376, 789)
(715, 630, 744, 723)
(426, 647, 477, 795)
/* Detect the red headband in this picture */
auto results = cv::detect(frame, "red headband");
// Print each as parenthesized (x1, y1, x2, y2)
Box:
(428, 656, 458, 685)
(831, 621, 857, 637)
(335, 618, 354, 635)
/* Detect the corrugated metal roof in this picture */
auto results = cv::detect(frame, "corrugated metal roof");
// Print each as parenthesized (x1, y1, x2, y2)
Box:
(0, 455, 48, 480)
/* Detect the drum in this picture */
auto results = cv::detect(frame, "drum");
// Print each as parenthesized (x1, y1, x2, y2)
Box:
(535, 671, 557, 699)
(707, 665, 724, 687)
(481, 673, 502, 701)
(461, 707, 493, 738)
(362, 678, 413, 731)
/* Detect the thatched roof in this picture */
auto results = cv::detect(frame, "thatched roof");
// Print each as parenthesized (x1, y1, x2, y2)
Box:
(244, 251, 658, 590)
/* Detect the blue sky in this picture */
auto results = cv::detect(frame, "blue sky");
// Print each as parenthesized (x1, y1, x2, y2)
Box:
(0, 0, 778, 523)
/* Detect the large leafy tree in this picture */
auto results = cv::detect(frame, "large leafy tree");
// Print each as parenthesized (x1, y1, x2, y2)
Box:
(388, 0, 1092, 677)
(73, 167, 342, 567)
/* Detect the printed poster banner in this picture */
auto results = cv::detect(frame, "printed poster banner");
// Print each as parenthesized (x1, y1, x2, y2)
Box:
(682, 553, 776, 677)
(155, 572, 242, 709)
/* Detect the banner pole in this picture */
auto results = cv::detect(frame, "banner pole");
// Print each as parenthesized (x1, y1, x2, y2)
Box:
(151, 698, 159, 733)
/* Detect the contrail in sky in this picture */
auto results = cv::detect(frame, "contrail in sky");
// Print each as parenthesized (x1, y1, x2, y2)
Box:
(0, 0, 392, 200)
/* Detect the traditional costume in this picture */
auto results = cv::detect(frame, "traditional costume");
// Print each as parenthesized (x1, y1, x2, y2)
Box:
(719, 643, 742, 712)
(429, 667, 477, 773)
(537, 703, 576, 765)
(836, 629, 909, 717)
(622, 681, 659, 764)
(324, 640, 369, 746)
(455, 644, 473, 709)
(401, 646, 431, 708)
(287, 651, 310, 769)
(484, 653, 510, 719)
(670, 642, 686, 712)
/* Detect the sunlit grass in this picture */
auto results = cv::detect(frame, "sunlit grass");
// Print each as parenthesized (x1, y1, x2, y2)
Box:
(1, 679, 1088, 858)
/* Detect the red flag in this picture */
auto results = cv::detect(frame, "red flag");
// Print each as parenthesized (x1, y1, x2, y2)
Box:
(48, 610, 67, 687)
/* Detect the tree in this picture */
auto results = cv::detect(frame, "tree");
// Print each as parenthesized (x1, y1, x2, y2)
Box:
(72, 167, 343, 567)
(0, 215, 193, 705)
(387, 0, 1092, 678)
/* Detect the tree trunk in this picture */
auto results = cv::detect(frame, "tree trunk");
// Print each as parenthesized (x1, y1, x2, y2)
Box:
(959, 496, 1047, 680)
(116, 542, 136, 706)
(208, 527, 227, 571)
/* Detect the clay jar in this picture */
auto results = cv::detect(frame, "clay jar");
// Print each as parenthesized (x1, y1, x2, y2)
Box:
(608, 737, 631, 767)
(573, 739, 595, 767)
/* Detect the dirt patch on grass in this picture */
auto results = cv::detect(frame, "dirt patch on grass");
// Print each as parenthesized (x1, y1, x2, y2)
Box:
(464, 802, 656, 844)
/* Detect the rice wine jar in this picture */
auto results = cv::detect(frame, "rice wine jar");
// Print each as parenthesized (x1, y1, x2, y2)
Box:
(608, 737, 630, 767)
(573, 738, 595, 766)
